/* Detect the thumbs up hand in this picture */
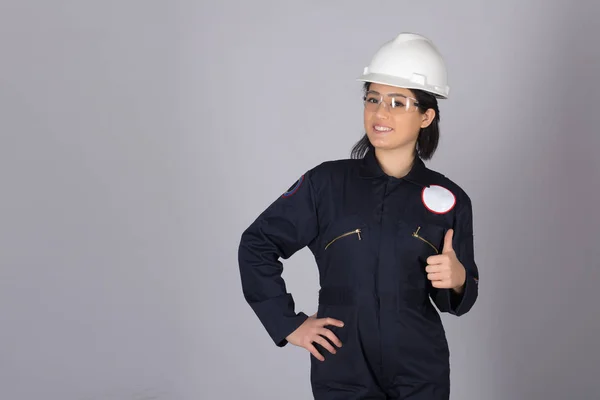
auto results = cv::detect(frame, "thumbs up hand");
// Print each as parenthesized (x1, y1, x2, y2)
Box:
(425, 229, 466, 293)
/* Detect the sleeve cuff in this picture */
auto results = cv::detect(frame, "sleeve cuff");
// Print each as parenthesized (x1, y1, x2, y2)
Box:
(448, 273, 478, 316)
(247, 294, 309, 347)
(273, 312, 309, 347)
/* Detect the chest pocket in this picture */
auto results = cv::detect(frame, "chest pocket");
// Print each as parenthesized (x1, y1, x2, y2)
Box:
(325, 227, 363, 250)
(397, 219, 446, 288)
(411, 225, 442, 255)
(317, 214, 370, 285)
(321, 213, 368, 252)
(400, 220, 445, 257)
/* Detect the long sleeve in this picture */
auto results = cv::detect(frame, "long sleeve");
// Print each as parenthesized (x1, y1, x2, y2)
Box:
(430, 195, 479, 316)
(238, 170, 319, 347)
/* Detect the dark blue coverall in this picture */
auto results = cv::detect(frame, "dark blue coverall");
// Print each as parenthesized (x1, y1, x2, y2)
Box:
(238, 150, 479, 399)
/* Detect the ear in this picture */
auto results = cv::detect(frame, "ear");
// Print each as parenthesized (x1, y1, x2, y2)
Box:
(420, 109, 436, 129)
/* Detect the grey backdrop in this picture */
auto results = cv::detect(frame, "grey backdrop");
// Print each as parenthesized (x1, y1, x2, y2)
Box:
(1, 1, 599, 399)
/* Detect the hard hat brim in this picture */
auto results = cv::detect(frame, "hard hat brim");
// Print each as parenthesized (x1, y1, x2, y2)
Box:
(357, 72, 448, 99)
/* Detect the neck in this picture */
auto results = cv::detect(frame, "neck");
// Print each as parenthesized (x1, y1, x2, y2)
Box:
(374, 146, 416, 179)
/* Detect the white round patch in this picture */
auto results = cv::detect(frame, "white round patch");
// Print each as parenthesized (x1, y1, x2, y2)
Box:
(421, 185, 456, 214)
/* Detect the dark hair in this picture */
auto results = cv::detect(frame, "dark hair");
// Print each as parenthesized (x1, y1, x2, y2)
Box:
(350, 82, 441, 160)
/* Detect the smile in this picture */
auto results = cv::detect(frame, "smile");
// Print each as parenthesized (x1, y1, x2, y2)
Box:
(374, 125, 393, 132)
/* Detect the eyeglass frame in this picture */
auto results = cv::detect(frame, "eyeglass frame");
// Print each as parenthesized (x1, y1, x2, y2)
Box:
(363, 90, 421, 113)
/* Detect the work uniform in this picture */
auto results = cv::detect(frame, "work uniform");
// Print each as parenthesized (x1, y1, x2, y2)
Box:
(238, 150, 479, 399)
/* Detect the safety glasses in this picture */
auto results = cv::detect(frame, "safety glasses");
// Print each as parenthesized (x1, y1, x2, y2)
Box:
(363, 90, 420, 114)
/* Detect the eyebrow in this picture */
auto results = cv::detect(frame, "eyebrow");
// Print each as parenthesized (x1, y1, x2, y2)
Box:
(366, 90, 409, 98)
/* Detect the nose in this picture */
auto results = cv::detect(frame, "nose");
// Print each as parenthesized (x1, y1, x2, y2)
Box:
(375, 100, 390, 119)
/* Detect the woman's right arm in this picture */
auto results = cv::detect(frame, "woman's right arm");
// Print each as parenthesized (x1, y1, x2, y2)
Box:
(238, 169, 343, 356)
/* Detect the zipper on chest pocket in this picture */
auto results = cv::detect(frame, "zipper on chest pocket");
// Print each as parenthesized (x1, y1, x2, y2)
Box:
(412, 226, 439, 254)
(325, 228, 362, 250)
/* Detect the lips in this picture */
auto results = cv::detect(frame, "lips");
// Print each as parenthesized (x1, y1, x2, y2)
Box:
(373, 124, 393, 133)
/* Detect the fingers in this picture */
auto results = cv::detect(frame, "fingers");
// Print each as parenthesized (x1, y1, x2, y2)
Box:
(302, 317, 345, 361)
(431, 279, 452, 289)
(313, 335, 337, 355)
(306, 342, 324, 362)
(308, 329, 342, 362)
(298, 316, 345, 362)
(425, 264, 443, 273)
(426, 254, 449, 266)
(426, 263, 452, 275)
(427, 271, 447, 281)
(318, 317, 344, 328)
(318, 328, 342, 348)
(442, 229, 454, 253)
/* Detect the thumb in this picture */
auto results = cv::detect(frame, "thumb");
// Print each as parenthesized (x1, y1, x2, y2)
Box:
(442, 229, 454, 253)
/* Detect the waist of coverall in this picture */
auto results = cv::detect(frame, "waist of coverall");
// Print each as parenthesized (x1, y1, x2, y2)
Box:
(318, 286, 428, 310)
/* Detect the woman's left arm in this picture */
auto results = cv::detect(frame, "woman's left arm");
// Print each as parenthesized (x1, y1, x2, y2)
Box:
(427, 196, 479, 316)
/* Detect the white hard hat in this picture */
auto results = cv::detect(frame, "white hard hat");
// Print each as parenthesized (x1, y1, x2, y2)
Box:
(357, 32, 450, 99)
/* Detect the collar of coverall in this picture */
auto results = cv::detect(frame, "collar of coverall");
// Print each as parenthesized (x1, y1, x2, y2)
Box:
(358, 148, 432, 187)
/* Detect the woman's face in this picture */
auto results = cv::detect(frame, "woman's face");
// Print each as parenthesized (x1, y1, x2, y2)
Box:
(363, 83, 434, 152)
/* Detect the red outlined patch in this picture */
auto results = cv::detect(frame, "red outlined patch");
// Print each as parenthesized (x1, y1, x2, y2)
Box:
(421, 185, 456, 214)
(282, 175, 304, 198)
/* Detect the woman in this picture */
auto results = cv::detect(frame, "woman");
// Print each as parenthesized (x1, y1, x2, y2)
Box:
(238, 32, 479, 400)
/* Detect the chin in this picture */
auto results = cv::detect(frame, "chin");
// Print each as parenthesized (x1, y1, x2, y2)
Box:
(367, 134, 397, 150)
(368, 135, 416, 153)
